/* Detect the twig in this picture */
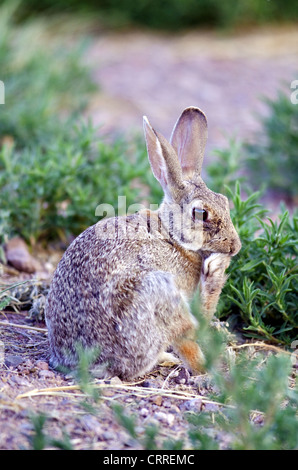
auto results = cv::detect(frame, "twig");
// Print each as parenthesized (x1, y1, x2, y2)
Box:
(231, 341, 291, 355)
(161, 365, 181, 390)
(0, 280, 32, 294)
(16, 381, 233, 410)
(0, 320, 47, 333)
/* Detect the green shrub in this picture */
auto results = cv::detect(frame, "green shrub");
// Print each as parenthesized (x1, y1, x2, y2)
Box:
(217, 183, 297, 347)
(246, 89, 298, 198)
(0, 126, 153, 243)
(26, 412, 73, 450)
(187, 352, 297, 450)
(205, 137, 297, 347)
(205, 138, 246, 194)
(110, 342, 297, 450)
(15, 0, 298, 30)
(0, 1, 96, 149)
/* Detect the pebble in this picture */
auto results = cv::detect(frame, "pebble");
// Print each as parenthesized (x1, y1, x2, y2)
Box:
(36, 360, 49, 370)
(179, 398, 203, 412)
(4, 237, 42, 273)
(4, 355, 24, 368)
(152, 395, 162, 406)
(140, 407, 149, 417)
(203, 402, 220, 412)
(81, 414, 102, 433)
(142, 380, 155, 388)
(154, 411, 175, 426)
(102, 430, 115, 441)
(173, 367, 190, 385)
(38, 369, 55, 379)
(109, 376, 122, 385)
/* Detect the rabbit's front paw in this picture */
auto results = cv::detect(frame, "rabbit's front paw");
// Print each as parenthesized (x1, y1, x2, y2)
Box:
(202, 253, 231, 279)
(200, 253, 231, 321)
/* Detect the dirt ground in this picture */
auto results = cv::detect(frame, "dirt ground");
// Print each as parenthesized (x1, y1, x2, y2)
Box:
(0, 277, 270, 451)
(0, 25, 297, 450)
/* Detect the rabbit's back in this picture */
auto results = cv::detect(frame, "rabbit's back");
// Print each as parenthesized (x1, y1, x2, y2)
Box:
(45, 212, 202, 378)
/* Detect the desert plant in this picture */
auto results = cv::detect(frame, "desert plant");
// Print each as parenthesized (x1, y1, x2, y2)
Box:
(246, 89, 298, 198)
(26, 412, 73, 450)
(0, 1, 96, 149)
(0, 280, 30, 310)
(217, 183, 298, 347)
(0, 127, 157, 243)
(110, 332, 297, 450)
(187, 352, 297, 450)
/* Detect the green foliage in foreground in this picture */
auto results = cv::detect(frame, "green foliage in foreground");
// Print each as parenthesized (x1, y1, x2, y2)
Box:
(25, 337, 297, 450)
(109, 337, 298, 451)
(187, 353, 297, 450)
(110, 307, 297, 451)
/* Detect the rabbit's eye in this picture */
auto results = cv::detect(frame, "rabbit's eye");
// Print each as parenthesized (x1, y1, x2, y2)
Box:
(192, 208, 208, 222)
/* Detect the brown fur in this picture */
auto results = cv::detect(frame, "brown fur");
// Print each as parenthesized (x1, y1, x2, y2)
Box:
(45, 107, 241, 379)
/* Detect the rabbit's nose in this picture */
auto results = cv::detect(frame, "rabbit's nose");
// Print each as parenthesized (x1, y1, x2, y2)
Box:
(229, 237, 242, 256)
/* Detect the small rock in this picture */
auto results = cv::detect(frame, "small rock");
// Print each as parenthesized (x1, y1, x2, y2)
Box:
(142, 380, 155, 388)
(203, 402, 220, 412)
(173, 367, 190, 385)
(8, 375, 30, 386)
(36, 361, 49, 370)
(154, 411, 175, 426)
(102, 430, 115, 441)
(168, 405, 181, 414)
(81, 414, 102, 433)
(109, 376, 122, 385)
(179, 398, 203, 412)
(140, 407, 149, 417)
(152, 395, 162, 406)
(5, 355, 24, 368)
(5, 237, 42, 273)
(38, 369, 55, 379)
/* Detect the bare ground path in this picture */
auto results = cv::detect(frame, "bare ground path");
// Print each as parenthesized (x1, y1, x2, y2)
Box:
(87, 25, 298, 154)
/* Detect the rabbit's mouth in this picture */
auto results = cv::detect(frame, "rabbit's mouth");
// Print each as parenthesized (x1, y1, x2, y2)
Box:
(205, 237, 241, 256)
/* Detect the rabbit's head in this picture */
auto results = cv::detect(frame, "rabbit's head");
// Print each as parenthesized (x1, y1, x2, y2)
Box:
(143, 107, 241, 256)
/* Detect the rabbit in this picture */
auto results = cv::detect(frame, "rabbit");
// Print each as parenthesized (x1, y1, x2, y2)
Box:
(45, 106, 241, 380)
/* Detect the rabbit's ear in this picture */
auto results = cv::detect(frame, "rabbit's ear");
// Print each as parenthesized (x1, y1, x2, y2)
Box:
(170, 107, 208, 178)
(143, 116, 183, 193)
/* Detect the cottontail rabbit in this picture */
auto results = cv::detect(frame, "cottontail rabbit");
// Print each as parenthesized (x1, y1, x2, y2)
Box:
(45, 107, 241, 380)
